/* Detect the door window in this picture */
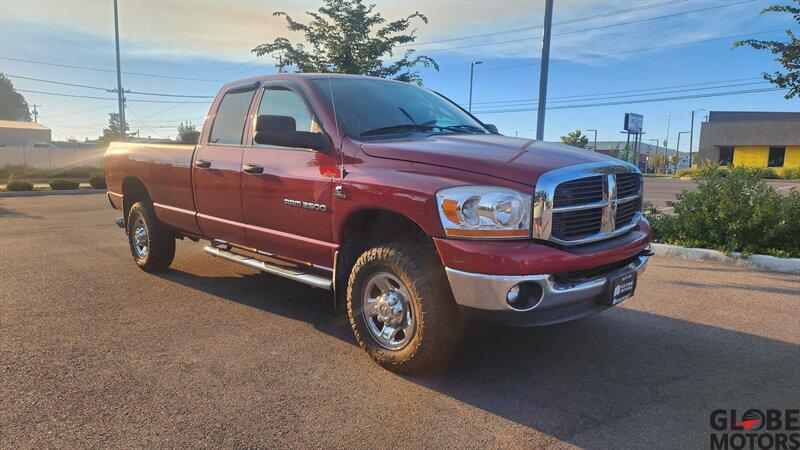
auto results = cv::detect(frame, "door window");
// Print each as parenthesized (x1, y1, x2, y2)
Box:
(208, 87, 257, 145)
(254, 87, 317, 146)
(768, 147, 785, 168)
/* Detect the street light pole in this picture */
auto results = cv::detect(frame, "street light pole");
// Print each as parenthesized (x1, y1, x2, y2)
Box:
(688, 108, 705, 168)
(535, 0, 554, 141)
(113, 0, 126, 135)
(468, 61, 482, 113)
(649, 138, 660, 173)
(587, 129, 598, 151)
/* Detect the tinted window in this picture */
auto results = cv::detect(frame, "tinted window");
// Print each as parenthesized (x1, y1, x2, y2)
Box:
(209, 87, 257, 144)
(719, 146, 734, 166)
(256, 87, 314, 134)
(311, 78, 488, 139)
(768, 147, 785, 168)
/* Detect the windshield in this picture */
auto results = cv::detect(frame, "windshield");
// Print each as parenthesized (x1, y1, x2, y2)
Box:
(311, 77, 489, 139)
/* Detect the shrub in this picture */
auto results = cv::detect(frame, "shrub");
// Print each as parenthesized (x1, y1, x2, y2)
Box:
(0, 165, 98, 180)
(5, 175, 33, 192)
(780, 168, 800, 180)
(49, 179, 80, 190)
(645, 165, 800, 258)
(89, 170, 107, 189)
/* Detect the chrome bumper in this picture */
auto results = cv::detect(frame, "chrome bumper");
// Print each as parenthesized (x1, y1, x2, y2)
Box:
(445, 253, 650, 326)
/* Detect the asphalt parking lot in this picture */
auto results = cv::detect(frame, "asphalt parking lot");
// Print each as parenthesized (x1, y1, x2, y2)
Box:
(2, 194, 798, 448)
(643, 177, 799, 210)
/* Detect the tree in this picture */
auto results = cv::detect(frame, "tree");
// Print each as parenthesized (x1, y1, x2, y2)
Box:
(560, 130, 589, 148)
(252, 0, 438, 84)
(99, 113, 133, 148)
(0, 74, 32, 121)
(177, 121, 200, 144)
(733, 1, 800, 99)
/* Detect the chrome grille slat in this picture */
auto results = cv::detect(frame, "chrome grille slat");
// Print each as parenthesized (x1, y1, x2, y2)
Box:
(533, 162, 643, 246)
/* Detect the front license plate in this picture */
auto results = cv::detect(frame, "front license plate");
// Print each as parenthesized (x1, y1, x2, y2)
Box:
(603, 272, 637, 306)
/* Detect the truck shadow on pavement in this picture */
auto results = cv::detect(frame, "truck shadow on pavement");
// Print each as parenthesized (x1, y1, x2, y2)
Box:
(156, 266, 800, 448)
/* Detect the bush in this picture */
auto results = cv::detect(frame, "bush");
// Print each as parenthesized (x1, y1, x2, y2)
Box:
(5, 175, 33, 192)
(49, 179, 80, 190)
(673, 168, 700, 178)
(675, 166, 781, 180)
(89, 170, 107, 189)
(645, 165, 800, 258)
(0, 165, 98, 180)
(780, 168, 800, 180)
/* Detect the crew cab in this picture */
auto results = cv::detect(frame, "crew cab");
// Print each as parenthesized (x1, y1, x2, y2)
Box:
(104, 73, 651, 372)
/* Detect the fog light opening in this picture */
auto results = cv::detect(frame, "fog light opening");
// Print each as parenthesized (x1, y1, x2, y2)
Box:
(506, 282, 544, 311)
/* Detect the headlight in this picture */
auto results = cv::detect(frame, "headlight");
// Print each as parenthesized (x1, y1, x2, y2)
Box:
(436, 186, 532, 239)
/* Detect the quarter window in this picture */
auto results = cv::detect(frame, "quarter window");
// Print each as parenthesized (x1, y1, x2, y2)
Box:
(768, 147, 786, 168)
(208, 86, 257, 145)
(718, 147, 734, 166)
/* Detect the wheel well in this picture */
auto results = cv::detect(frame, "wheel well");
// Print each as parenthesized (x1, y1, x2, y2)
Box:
(121, 177, 151, 223)
(335, 209, 436, 307)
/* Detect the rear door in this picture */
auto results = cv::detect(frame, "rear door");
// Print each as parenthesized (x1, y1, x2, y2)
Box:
(193, 82, 258, 245)
(241, 83, 338, 268)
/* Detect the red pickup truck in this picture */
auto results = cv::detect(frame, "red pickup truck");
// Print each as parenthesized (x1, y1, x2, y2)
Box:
(105, 73, 651, 372)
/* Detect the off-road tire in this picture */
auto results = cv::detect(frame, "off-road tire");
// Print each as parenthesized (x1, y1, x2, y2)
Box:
(347, 242, 462, 373)
(127, 201, 175, 272)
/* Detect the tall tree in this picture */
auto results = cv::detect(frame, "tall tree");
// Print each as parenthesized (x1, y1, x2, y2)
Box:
(734, 1, 800, 99)
(0, 74, 32, 121)
(99, 113, 133, 148)
(560, 130, 589, 148)
(252, 0, 438, 84)
(177, 121, 200, 144)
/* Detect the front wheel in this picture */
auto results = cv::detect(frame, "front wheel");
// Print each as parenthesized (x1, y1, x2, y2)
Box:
(127, 201, 175, 272)
(346, 242, 462, 373)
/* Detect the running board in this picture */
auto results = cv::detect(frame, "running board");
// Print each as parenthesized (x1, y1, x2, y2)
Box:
(204, 245, 333, 290)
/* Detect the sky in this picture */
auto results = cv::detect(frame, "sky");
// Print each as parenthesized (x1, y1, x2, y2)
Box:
(1, 0, 797, 153)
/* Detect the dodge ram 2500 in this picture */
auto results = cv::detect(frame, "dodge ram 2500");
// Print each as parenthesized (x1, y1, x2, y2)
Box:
(105, 73, 651, 372)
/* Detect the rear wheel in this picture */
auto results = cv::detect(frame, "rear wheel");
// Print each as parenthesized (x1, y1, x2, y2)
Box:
(347, 242, 461, 373)
(127, 201, 175, 272)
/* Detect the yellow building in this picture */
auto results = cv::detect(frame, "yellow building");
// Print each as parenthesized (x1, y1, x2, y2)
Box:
(697, 112, 800, 173)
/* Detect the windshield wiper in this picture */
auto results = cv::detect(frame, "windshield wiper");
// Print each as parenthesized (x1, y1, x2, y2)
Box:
(437, 124, 488, 133)
(360, 124, 434, 137)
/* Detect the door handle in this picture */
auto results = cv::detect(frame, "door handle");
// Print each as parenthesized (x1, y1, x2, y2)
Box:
(195, 159, 211, 169)
(242, 163, 264, 175)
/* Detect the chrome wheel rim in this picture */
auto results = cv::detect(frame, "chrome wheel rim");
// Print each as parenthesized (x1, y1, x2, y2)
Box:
(362, 272, 415, 350)
(132, 217, 148, 259)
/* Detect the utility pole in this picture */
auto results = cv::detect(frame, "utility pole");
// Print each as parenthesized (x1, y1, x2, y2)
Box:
(587, 129, 597, 151)
(535, 0, 554, 141)
(31, 104, 40, 122)
(113, 0, 126, 135)
(688, 108, 705, 168)
(649, 138, 660, 173)
(468, 61, 482, 113)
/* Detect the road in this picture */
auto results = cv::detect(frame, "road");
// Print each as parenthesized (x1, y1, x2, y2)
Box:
(644, 177, 799, 210)
(2, 194, 798, 448)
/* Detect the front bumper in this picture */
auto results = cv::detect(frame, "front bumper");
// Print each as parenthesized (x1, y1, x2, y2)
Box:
(446, 251, 650, 327)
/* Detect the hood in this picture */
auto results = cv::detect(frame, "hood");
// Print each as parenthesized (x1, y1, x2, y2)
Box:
(360, 134, 621, 186)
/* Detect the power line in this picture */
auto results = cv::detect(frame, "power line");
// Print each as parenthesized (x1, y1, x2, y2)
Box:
(471, 79, 767, 106)
(401, 0, 691, 47)
(422, 0, 758, 53)
(15, 88, 209, 104)
(1, 56, 227, 82)
(126, 105, 167, 139)
(5, 73, 215, 99)
(472, 87, 782, 114)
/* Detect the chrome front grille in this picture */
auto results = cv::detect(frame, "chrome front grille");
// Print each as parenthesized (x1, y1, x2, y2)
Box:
(532, 162, 643, 245)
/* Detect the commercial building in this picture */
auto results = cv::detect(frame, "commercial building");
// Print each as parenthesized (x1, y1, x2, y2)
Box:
(0, 120, 52, 147)
(697, 111, 800, 171)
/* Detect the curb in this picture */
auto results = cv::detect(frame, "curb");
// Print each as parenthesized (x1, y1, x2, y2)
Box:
(0, 189, 106, 198)
(651, 243, 800, 275)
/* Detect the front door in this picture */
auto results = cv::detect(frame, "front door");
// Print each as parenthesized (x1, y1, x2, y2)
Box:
(193, 83, 258, 245)
(242, 84, 338, 268)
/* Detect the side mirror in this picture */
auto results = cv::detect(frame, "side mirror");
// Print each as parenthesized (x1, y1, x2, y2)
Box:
(484, 124, 499, 134)
(254, 114, 331, 152)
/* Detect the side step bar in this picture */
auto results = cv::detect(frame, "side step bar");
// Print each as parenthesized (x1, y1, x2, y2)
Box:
(204, 245, 333, 291)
